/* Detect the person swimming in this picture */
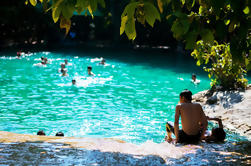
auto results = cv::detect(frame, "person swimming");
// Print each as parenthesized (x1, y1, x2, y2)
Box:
(72, 79, 76, 85)
(58, 63, 66, 73)
(37, 130, 46, 136)
(16, 51, 21, 59)
(191, 74, 200, 84)
(61, 69, 68, 77)
(87, 66, 95, 76)
(64, 59, 72, 66)
(55, 132, 64, 137)
(99, 58, 106, 65)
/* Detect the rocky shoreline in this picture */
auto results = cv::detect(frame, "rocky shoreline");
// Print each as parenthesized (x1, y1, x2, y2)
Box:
(193, 85, 251, 140)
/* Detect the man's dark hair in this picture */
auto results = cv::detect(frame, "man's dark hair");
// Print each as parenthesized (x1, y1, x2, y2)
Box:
(212, 128, 226, 142)
(55, 132, 64, 137)
(87, 66, 92, 70)
(37, 130, 45, 136)
(180, 89, 192, 101)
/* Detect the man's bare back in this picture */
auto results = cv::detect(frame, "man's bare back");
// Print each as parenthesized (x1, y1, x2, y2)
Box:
(165, 90, 208, 143)
(177, 103, 207, 135)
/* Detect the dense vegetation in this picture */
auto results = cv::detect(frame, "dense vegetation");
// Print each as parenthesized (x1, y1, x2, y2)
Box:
(28, 0, 251, 89)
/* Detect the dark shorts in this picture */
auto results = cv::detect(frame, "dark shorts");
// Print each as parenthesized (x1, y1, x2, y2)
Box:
(166, 122, 201, 143)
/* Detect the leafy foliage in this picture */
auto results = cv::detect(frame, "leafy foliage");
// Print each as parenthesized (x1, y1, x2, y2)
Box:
(192, 41, 248, 90)
(28, 0, 251, 89)
(120, 1, 161, 40)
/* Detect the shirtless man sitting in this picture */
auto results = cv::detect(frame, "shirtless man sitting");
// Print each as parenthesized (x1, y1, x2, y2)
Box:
(165, 89, 208, 143)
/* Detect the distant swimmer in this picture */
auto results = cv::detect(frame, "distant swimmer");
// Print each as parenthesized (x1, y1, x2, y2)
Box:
(72, 79, 76, 85)
(16, 51, 21, 59)
(33, 60, 47, 67)
(64, 59, 72, 66)
(37, 130, 46, 136)
(43, 57, 48, 64)
(191, 74, 200, 84)
(91, 57, 103, 63)
(58, 63, 66, 73)
(87, 66, 95, 76)
(55, 131, 64, 137)
(61, 69, 68, 77)
(99, 58, 106, 65)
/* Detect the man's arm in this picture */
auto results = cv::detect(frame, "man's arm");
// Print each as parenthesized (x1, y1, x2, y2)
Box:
(199, 105, 208, 140)
(174, 105, 181, 143)
(207, 117, 223, 128)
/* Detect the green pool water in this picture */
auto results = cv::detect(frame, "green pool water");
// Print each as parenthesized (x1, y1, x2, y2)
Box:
(0, 49, 228, 144)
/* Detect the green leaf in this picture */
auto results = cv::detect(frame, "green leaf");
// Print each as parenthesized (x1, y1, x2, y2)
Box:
(62, 4, 75, 19)
(52, 6, 62, 23)
(90, 0, 98, 11)
(185, 31, 198, 49)
(224, 19, 230, 25)
(180, 0, 185, 6)
(121, 2, 139, 17)
(243, 6, 249, 14)
(29, 0, 37, 6)
(228, 20, 237, 32)
(186, 0, 195, 10)
(88, 6, 94, 18)
(125, 18, 136, 40)
(60, 18, 71, 35)
(166, 14, 172, 20)
(157, 0, 163, 13)
(200, 29, 214, 44)
(144, 2, 161, 27)
(120, 16, 128, 35)
(171, 18, 190, 39)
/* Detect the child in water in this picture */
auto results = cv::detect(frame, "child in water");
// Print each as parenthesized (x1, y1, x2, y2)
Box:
(87, 66, 95, 76)
(191, 74, 200, 84)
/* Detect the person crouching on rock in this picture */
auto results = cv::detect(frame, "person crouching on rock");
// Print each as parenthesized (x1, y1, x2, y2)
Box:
(203, 117, 226, 143)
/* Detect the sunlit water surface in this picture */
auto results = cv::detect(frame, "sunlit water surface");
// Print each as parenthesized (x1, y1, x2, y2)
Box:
(0, 50, 248, 144)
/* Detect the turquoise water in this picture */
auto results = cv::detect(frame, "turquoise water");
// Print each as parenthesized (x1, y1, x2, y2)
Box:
(0, 50, 215, 144)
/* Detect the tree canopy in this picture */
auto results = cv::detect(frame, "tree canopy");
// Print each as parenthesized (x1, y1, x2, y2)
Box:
(28, 0, 251, 89)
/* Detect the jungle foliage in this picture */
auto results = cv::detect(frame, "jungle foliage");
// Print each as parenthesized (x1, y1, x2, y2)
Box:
(28, 0, 251, 89)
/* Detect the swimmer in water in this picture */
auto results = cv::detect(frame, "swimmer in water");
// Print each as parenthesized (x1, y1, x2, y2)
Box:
(99, 58, 106, 65)
(72, 79, 76, 85)
(43, 57, 48, 64)
(16, 51, 21, 59)
(55, 132, 64, 137)
(191, 74, 200, 84)
(37, 130, 46, 136)
(64, 59, 72, 66)
(87, 66, 95, 76)
(58, 63, 66, 73)
(61, 69, 68, 77)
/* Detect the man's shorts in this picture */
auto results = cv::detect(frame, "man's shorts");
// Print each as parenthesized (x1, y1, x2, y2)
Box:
(166, 122, 201, 143)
